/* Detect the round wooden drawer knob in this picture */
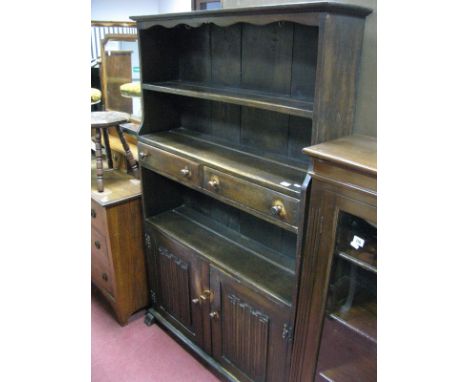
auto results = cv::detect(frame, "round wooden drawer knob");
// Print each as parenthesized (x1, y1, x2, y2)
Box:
(271, 205, 283, 216)
(271, 200, 286, 218)
(180, 167, 191, 177)
(208, 176, 219, 190)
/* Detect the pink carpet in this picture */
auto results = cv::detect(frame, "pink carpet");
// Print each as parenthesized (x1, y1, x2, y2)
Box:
(92, 291, 220, 382)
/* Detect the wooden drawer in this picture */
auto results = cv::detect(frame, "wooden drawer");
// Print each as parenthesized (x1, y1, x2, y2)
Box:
(138, 142, 201, 187)
(91, 228, 114, 296)
(91, 199, 106, 234)
(202, 167, 300, 228)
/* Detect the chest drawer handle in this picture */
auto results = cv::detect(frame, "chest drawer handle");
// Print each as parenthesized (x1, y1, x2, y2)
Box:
(101, 273, 108, 282)
(180, 166, 191, 177)
(94, 240, 101, 249)
(139, 151, 149, 160)
(208, 175, 219, 190)
(91, 209, 96, 218)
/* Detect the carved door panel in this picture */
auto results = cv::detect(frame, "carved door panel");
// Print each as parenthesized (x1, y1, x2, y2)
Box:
(210, 266, 291, 382)
(145, 227, 210, 351)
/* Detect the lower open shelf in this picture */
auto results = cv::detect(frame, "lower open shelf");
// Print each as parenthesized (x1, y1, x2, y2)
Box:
(329, 300, 376, 343)
(146, 206, 295, 307)
(316, 316, 376, 382)
(319, 356, 376, 382)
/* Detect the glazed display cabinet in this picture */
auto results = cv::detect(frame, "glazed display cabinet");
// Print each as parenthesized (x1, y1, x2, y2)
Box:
(131, 3, 372, 381)
(291, 135, 377, 382)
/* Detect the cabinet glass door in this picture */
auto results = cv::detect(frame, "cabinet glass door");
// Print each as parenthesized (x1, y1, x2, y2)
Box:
(315, 211, 377, 382)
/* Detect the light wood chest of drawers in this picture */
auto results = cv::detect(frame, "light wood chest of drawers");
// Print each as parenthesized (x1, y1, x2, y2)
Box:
(91, 167, 147, 325)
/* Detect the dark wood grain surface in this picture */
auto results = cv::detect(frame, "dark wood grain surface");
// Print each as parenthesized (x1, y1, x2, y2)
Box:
(134, 3, 372, 381)
(139, 130, 307, 196)
(131, 2, 372, 26)
(304, 134, 377, 175)
(142, 81, 314, 118)
(290, 135, 376, 382)
(147, 208, 295, 307)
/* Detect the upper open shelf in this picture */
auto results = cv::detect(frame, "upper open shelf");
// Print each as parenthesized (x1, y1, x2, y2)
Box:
(143, 81, 314, 118)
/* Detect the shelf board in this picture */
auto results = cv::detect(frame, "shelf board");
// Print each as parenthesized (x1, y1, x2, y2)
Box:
(140, 128, 307, 199)
(336, 250, 377, 273)
(146, 208, 295, 307)
(329, 301, 377, 343)
(142, 81, 314, 118)
(177, 205, 296, 273)
(319, 356, 376, 382)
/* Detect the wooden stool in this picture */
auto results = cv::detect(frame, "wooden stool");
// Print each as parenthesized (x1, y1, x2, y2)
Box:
(91, 111, 139, 192)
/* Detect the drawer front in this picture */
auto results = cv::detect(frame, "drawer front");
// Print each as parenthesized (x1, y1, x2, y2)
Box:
(138, 142, 201, 187)
(91, 199, 106, 234)
(202, 167, 300, 227)
(91, 228, 114, 296)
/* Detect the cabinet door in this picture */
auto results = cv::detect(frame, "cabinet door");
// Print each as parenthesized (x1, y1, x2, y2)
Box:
(210, 266, 291, 382)
(290, 182, 377, 382)
(145, 227, 210, 351)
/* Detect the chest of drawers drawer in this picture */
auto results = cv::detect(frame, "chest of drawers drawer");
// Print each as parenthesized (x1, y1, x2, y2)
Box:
(91, 199, 106, 234)
(138, 142, 201, 187)
(202, 167, 300, 229)
(91, 228, 114, 296)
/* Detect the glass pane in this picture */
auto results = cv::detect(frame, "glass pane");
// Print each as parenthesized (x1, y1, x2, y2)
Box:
(315, 212, 377, 382)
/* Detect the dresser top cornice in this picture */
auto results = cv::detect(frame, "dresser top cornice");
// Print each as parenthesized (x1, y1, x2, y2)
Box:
(131, 1, 372, 27)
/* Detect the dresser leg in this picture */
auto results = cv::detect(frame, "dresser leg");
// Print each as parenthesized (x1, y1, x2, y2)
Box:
(144, 311, 156, 326)
(116, 126, 139, 179)
(95, 127, 104, 192)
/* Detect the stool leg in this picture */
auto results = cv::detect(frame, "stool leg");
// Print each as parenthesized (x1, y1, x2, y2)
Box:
(95, 127, 104, 192)
(102, 128, 113, 170)
(116, 126, 139, 179)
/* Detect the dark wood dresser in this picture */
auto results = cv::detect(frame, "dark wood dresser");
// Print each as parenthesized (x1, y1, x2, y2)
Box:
(91, 166, 148, 325)
(291, 135, 377, 381)
(131, 3, 372, 381)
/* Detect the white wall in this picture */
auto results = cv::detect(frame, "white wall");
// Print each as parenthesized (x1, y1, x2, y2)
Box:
(158, 0, 191, 13)
(91, 0, 191, 21)
(91, 0, 159, 20)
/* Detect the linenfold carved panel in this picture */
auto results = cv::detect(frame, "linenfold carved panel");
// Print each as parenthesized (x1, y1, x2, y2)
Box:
(223, 293, 270, 382)
(157, 245, 192, 327)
